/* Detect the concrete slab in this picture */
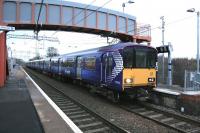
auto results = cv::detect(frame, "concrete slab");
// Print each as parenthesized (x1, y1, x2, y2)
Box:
(154, 88, 181, 96)
(152, 87, 200, 115)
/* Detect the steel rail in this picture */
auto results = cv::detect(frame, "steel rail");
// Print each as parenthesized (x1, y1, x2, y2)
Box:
(120, 101, 200, 133)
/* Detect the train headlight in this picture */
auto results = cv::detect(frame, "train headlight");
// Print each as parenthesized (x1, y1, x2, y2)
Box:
(148, 78, 155, 82)
(124, 78, 133, 84)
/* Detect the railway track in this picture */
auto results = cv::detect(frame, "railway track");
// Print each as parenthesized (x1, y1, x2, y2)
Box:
(26, 68, 200, 133)
(120, 102, 200, 133)
(26, 69, 129, 133)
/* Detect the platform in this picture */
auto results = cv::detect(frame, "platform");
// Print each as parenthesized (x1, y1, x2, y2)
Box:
(152, 87, 200, 116)
(0, 66, 44, 133)
(0, 66, 81, 133)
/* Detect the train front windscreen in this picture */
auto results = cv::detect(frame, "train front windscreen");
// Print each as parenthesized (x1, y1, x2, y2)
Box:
(123, 46, 157, 68)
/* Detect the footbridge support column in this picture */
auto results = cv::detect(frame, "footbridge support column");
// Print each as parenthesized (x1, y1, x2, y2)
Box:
(0, 32, 7, 87)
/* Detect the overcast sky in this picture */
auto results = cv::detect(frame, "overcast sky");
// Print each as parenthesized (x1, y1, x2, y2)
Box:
(7, 0, 200, 60)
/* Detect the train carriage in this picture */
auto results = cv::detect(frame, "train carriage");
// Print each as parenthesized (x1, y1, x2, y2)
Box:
(27, 42, 157, 102)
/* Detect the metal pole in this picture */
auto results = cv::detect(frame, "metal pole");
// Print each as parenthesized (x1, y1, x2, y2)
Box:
(184, 70, 187, 89)
(168, 43, 172, 86)
(122, 3, 125, 13)
(197, 11, 199, 73)
(10, 50, 13, 73)
(160, 16, 165, 83)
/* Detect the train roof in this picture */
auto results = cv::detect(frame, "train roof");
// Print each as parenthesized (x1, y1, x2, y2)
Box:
(61, 42, 155, 57)
(27, 42, 156, 62)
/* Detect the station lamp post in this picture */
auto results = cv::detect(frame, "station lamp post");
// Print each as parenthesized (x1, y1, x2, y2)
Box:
(187, 8, 200, 73)
(122, 0, 134, 13)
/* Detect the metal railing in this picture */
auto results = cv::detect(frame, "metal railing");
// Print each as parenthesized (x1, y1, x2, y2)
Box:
(184, 70, 200, 91)
(136, 24, 151, 37)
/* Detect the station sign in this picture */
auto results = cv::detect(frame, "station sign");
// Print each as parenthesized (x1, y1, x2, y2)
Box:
(0, 26, 15, 31)
(156, 45, 173, 53)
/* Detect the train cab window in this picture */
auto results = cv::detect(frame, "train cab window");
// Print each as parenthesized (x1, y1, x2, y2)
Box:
(123, 46, 157, 68)
(148, 50, 157, 68)
(135, 47, 157, 68)
(123, 47, 134, 68)
(135, 51, 147, 68)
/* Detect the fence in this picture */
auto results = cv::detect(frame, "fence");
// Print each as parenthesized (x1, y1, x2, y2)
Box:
(184, 70, 200, 91)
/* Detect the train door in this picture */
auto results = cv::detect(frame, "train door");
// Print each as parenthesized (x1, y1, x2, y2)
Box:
(42, 60, 45, 71)
(58, 58, 62, 75)
(76, 56, 82, 79)
(102, 53, 113, 84)
(102, 53, 107, 83)
(49, 58, 52, 73)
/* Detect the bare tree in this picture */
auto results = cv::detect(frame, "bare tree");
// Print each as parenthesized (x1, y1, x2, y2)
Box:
(46, 47, 59, 57)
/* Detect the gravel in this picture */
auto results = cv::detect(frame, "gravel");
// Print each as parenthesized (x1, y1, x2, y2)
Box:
(27, 68, 178, 133)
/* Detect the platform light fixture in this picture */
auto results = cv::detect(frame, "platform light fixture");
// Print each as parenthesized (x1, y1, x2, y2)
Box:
(187, 8, 200, 73)
(0, 26, 15, 31)
(122, 0, 135, 13)
(187, 8, 195, 13)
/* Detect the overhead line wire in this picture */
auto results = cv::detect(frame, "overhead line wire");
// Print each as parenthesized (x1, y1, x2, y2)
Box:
(107, 15, 194, 43)
(127, 15, 194, 35)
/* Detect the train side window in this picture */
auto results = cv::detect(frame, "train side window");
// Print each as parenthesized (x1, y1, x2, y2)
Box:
(55, 61, 58, 66)
(63, 61, 68, 67)
(62, 58, 74, 67)
(67, 59, 74, 67)
(103, 55, 107, 67)
(85, 57, 96, 70)
(51, 61, 54, 66)
(108, 56, 113, 75)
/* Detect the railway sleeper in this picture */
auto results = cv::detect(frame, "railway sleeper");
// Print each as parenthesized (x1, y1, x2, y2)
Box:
(170, 121, 187, 127)
(69, 113, 90, 119)
(81, 124, 110, 132)
(79, 122, 103, 129)
(160, 117, 174, 123)
(84, 126, 110, 133)
(139, 110, 155, 115)
(148, 113, 163, 119)
(67, 110, 85, 115)
(73, 117, 96, 123)
(186, 127, 200, 133)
